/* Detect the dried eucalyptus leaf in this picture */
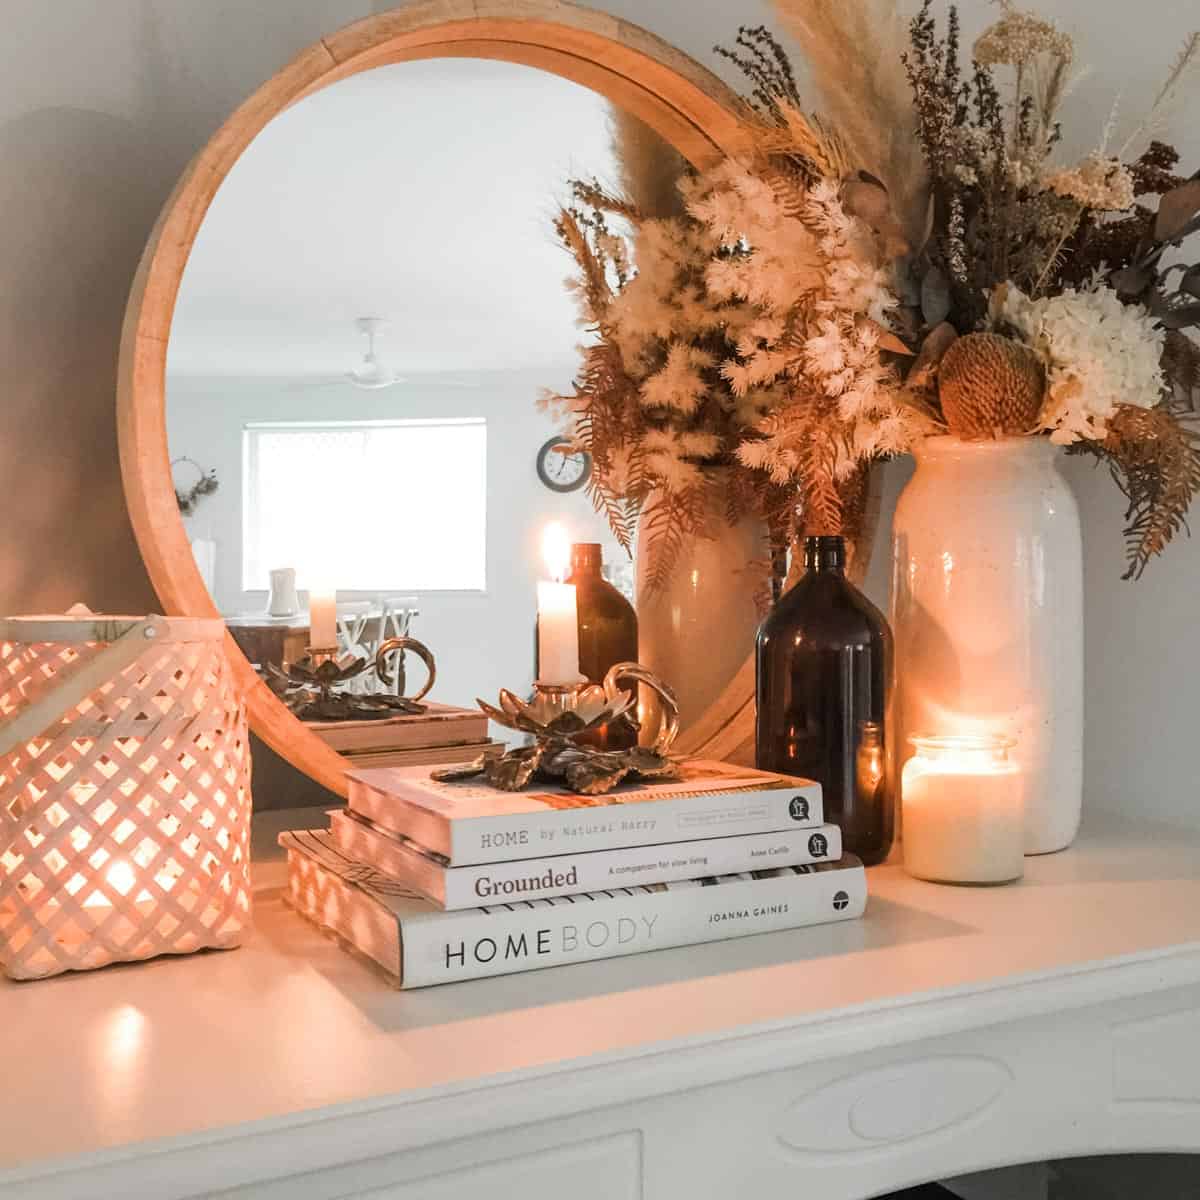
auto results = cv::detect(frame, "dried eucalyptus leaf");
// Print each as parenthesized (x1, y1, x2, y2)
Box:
(1111, 264, 1155, 298)
(908, 322, 958, 391)
(1158, 303, 1200, 331)
(893, 257, 922, 308)
(921, 267, 951, 326)
(867, 320, 914, 356)
(1156, 181, 1200, 243)
(917, 192, 936, 258)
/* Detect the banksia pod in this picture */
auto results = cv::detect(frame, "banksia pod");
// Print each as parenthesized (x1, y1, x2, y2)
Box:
(938, 333, 1046, 439)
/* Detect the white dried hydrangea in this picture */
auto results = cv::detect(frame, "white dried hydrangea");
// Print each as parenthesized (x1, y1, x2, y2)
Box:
(1042, 154, 1136, 212)
(974, 6, 1073, 67)
(991, 282, 1164, 444)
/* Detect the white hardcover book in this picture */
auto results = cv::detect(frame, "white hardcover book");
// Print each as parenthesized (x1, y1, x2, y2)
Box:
(281, 829, 867, 989)
(330, 808, 843, 909)
(347, 758, 824, 865)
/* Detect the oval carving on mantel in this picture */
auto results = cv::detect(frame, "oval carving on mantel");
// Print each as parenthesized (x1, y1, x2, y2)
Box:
(777, 1056, 1014, 1155)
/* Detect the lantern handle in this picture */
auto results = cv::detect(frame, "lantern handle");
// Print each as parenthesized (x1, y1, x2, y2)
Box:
(0, 615, 168, 760)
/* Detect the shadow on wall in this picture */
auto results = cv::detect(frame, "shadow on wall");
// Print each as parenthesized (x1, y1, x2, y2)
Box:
(0, 106, 159, 614)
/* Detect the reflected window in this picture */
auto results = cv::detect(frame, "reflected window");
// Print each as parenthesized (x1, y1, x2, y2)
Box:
(242, 418, 487, 591)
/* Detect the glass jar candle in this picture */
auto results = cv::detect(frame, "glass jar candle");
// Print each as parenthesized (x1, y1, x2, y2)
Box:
(901, 734, 1023, 885)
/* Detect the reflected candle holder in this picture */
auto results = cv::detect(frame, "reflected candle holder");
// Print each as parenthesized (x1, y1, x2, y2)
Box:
(901, 734, 1023, 885)
(267, 638, 436, 722)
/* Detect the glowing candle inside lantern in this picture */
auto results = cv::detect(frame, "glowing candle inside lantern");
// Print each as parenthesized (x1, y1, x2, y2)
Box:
(901, 734, 1024, 885)
(536, 522, 582, 686)
(54, 784, 183, 909)
(308, 586, 338, 650)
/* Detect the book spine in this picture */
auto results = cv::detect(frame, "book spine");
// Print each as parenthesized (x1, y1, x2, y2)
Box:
(400, 861, 866, 988)
(446, 781, 825, 864)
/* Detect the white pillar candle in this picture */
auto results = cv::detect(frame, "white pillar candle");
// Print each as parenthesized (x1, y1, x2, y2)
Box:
(902, 735, 1024, 885)
(308, 588, 338, 650)
(537, 522, 581, 686)
(537, 580, 582, 685)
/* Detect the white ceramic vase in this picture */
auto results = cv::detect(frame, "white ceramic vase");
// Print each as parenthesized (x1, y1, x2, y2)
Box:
(267, 567, 300, 617)
(635, 486, 766, 734)
(890, 436, 1084, 854)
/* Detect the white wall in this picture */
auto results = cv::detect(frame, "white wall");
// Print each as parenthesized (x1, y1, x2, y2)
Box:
(169, 368, 624, 709)
(1, 0, 1198, 831)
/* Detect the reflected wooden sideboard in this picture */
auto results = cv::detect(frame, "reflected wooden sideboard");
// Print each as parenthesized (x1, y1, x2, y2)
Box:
(4, 811, 1200, 1199)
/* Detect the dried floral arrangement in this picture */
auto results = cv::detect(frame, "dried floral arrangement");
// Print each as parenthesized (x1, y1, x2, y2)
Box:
(171, 456, 219, 517)
(544, 44, 918, 590)
(759, 0, 1200, 578)
(547, 2, 1200, 581)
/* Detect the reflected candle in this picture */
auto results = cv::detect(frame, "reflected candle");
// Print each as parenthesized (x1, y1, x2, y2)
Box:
(537, 523, 581, 686)
(901, 734, 1023, 885)
(308, 587, 338, 650)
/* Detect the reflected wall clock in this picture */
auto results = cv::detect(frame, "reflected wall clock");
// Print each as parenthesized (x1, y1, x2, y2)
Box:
(536, 436, 592, 493)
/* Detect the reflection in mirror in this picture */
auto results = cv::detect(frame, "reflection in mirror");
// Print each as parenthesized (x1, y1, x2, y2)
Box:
(167, 60, 633, 763)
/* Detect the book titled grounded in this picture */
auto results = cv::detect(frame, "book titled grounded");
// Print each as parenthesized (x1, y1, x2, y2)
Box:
(281, 829, 867, 989)
(330, 808, 843, 909)
(346, 758, 824, 865)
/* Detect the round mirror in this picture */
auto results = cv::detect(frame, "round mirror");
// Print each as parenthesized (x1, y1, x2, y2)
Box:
(118, 1, 758, 795)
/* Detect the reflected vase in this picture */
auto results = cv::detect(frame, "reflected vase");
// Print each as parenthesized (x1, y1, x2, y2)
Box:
(635, 479, 766, 741)
(890, 436, 1084, 854)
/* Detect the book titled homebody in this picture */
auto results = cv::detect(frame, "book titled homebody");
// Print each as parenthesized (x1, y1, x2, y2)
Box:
(330, 808, 843, 909)
(281, 829, 867, 989)
(346, 759, 823, 865)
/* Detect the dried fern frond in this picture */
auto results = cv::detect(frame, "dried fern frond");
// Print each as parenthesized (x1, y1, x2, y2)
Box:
(609, 107, 689, 221)
(770, 0, 929, 244)
(1070, 398, 1200, 580)
(638, 484, 715, 593)
(554, 208, 613, 321)
(799, 434, 846, 537)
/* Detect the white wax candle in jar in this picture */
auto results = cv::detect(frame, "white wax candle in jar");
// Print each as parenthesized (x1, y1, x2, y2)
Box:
(308, 587, 338, 650)
(536, 522, 582, 686)
(901, 734, 1023, 885)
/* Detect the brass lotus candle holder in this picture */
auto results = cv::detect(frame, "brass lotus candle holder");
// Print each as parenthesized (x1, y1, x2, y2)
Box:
(267, 636, 436, 722)
(433, 662, 680, 795)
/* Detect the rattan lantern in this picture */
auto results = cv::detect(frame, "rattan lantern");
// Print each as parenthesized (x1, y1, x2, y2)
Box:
(0, 612, 252, 980)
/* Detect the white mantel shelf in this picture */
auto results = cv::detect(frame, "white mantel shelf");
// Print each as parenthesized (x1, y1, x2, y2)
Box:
(5, 809, 1200, 1200)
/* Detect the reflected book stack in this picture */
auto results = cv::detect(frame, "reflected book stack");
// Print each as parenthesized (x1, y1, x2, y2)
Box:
(281, 759, 867, 988)
(307, 702, 502, 769)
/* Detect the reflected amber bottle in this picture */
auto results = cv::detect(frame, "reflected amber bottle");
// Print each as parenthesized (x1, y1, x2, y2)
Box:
(755, 536, 895, 865)
(568, 543, 638, 750)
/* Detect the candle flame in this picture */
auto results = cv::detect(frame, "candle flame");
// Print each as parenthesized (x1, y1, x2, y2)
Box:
(542, 522, 571, 583)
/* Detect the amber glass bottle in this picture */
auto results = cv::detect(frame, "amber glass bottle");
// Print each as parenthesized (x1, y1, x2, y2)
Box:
(755, 535, 895, 865)
(567, 543, 638, 749)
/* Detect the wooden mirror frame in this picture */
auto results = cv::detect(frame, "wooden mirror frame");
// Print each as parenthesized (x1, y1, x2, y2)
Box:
(118, 0, 772, 797)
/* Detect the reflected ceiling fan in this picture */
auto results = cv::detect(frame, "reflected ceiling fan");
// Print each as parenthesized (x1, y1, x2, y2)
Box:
(346, 316, 404, 389)
(290, 317, 480, 390)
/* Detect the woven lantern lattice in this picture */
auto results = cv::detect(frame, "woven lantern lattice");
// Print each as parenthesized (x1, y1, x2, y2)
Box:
(0, 613, 251, 980)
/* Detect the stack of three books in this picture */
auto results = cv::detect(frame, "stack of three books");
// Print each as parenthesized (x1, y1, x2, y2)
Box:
(281, 759, 868, 989)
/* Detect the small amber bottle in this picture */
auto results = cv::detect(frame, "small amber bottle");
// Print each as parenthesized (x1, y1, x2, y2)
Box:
(755, 535, 895, 865)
